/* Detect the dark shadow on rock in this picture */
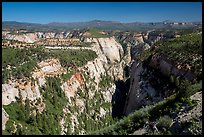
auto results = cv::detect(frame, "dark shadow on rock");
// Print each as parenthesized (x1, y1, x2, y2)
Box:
(124, 65, 130, 78)
(111, 78, 130, 119)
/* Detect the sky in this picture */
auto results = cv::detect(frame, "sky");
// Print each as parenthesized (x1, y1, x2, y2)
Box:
(2, 2, 202, 24)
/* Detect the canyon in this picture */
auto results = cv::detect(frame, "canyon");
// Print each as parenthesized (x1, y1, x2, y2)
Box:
(2, 32, 128, 134)
(2, 28, 202, 135)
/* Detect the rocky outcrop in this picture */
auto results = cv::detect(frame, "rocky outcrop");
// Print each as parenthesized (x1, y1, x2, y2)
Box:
(35, 38, 80, 46)
(123, 61, 144, 115)
(2, 84, 19, 105)
(2, 31, 86, 44)
(149, 55, 196, 81)
(3, 33, 40, 43)
(124, 43, 132, 63)
(2, 58, 65, 130)
(2, 80, 42, 105)
(2, 58, 65, 106)
(61, 72, 83, 103)
(170, 91, 202, 135)
(176, 91, 202, 123)
(97, 37, 123, 64)
(2, 36, 124, 106)
(123, 55, 196, 115)
(134, 33, 144, 43)
(115, 32, 151, 60)
(2, 108, 9, 130)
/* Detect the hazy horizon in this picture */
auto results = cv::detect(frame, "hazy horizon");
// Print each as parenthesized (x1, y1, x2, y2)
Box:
(2, 19, 202, 25)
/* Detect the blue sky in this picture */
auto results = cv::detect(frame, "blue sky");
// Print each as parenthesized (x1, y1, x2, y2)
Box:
(2, 2, 202, 24)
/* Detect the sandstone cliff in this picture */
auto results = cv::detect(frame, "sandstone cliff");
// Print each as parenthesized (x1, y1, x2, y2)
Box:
(2, 31, 85, 43)
(2, 36, 127, 135)
(123, 53, 197, 115)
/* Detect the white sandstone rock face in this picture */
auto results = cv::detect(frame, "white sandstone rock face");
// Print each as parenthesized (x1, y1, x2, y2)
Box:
(99, 107, 106, 118)
(2, 31, 10, 36)
(76, 98, 86, 113)
(84, 37, 93, 42)
(2, 81, 42, 106)
(134, 34, 144, 43)
(37, 58, 63, 75)
(98, 37, 123, 64)
(70, 115, 79, 133)
(83, 58, 106, 84)
(37, 77, 46, 87)
(3, 32, 57, 43)
(2, 84, 19, 105)
(2, 31, 84, 44)
(125, 43, 132, 63)
(21, 82, 41, 101)
(124, 53, 197, 115)
(2, 58, 64, 107)
(82, 37, 124, 82)
(123, 60, 161, 115)
(2, 57, 66, 132)
(61, 82, 75, 103)
(61, 72, 83, 103)
(2, 108, 9, 130)
(101, 84, 116, 103)
(60, 117, 66, 135)
(3, 33, 39, 43)
(32, 58, 66, 89)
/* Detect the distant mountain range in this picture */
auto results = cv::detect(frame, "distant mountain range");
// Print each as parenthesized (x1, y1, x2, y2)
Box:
(2, 20, 202, 32)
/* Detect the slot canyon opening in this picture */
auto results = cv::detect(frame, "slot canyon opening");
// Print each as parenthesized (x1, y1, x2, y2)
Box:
(111, 78, 130, 119)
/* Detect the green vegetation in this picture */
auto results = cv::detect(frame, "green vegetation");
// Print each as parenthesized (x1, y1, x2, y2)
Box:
(47, 49, 97, 67)
(185, 118, 202, 135)
(141, 32, 202, 83)
(67, 73, 116, 134)
(99, 74, 113, 89)
(2, 47, 41, 83)
(67, 32, 202, 135)
(3, 95, 45, 135)
(181, 80, 202, 98)
(90, 32, 202, 134)
(156, 115, 173, 129)
(141, 33, 202, 90)
(3, 77, 67, 135)
(61, 70, 74, 81)
(2, 30, 201, 135)
(90, 77, 201, 135)
(89, 94, 177, 135)
(3, 39, 25, 44)
(74, 42, 95, 47)
(140, 48, 152, 61)
(2, 46, 97, 83)
(176, 28, 202, 36)
(156, 33, 201, 74)
(45, 42, 95, 47)
(87, 28, 110, 38)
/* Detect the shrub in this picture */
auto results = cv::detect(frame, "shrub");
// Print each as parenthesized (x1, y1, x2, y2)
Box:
(156, 115, 173, 129)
